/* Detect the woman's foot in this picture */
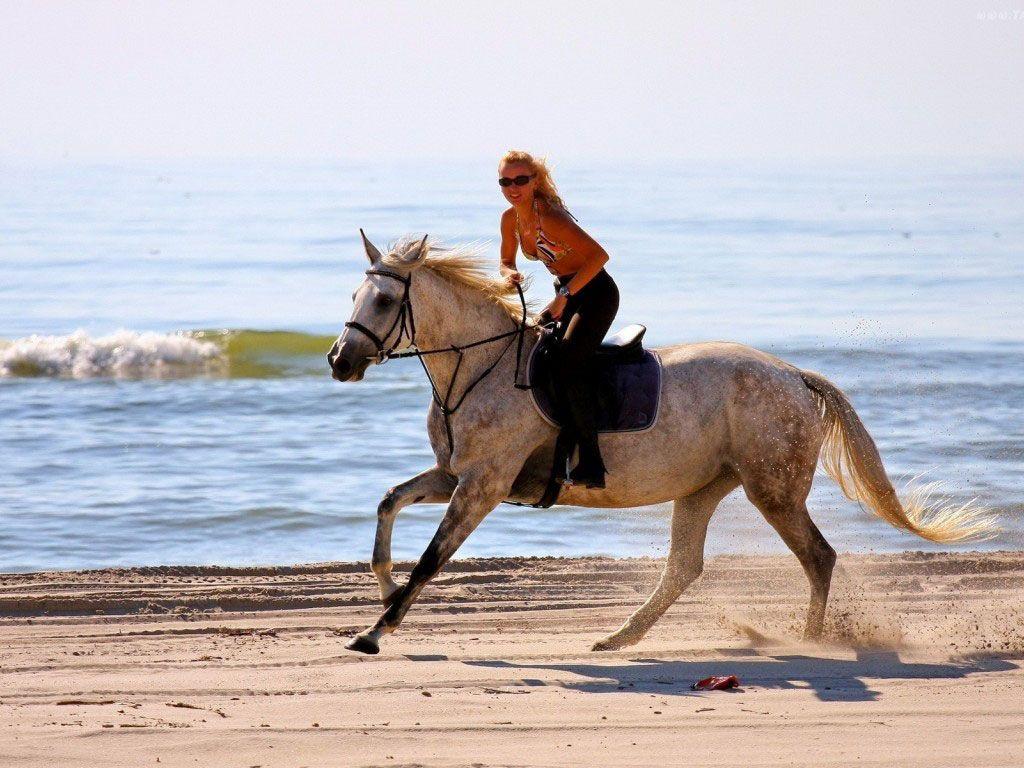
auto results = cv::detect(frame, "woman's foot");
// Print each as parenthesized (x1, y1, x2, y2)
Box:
(566, 461, 606, 489)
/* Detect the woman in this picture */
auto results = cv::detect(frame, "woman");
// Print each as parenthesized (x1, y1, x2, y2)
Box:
(497, 150, 619, 489)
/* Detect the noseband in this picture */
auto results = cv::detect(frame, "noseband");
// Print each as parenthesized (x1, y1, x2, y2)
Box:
(343, 267, 531, 455)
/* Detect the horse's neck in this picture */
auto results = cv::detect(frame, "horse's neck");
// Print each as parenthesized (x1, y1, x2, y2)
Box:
(410, 269, 534, 400)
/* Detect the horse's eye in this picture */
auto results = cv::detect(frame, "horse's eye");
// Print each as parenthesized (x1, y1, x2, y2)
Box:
(376, 295, 393, 309)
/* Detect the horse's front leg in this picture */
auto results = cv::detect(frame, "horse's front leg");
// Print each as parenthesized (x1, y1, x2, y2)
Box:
(373, 465, 457, 605)
(347, 469, 510, 655)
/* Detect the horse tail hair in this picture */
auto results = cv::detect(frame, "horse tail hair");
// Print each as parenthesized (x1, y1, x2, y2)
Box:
(800, 369, 998, 544)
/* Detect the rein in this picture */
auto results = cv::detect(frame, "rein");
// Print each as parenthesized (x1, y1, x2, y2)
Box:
(344, 268, 532, 454)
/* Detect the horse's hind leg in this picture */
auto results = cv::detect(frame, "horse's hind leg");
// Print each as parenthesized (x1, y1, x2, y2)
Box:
(373, 466, 456, 605)
(759, 501, 835, 639)
(592, 472, 739, 652)
(743, 483, 836, 640)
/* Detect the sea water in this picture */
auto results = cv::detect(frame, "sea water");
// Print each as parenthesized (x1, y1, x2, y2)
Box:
(1, 159, 1022, 571)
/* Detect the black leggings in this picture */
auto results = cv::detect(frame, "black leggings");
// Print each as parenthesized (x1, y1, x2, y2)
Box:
(551, 268, 619, 468)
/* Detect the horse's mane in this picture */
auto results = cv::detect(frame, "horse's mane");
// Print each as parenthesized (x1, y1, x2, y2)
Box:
(381, 236, 536, 321)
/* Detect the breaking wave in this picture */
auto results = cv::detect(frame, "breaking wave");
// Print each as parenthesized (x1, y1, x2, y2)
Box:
(0, 329, 336, 379)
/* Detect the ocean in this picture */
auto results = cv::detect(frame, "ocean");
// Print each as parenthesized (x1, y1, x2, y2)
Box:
(1, 159, 1022, 572)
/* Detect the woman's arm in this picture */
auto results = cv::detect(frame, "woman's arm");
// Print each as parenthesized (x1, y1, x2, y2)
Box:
(540, 207, 609, 296)
(499, 208, 523, 285)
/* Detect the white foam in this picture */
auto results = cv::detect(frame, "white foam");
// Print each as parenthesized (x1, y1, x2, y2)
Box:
(0, 330, 225, 379)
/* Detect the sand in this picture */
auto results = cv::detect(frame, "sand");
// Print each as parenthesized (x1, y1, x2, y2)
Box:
(1, 551, 1022, 767)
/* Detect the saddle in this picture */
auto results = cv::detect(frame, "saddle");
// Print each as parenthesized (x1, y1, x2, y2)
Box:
(527, 323, 662, 433)
(506, 323, 662, 509)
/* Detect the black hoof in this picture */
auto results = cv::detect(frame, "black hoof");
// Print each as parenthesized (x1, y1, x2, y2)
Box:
(345, 634, 380, 655)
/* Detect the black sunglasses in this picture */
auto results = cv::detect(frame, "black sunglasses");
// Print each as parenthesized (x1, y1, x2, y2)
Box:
(498, 174, 534, 187)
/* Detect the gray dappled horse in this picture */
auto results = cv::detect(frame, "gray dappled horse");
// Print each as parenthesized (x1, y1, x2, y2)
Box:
(328, 234, 994, 655)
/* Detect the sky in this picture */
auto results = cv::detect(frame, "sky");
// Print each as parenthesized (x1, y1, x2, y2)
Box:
(1, 0, 1022, 161)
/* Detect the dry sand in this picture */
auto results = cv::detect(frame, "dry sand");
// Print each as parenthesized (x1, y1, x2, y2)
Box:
(1, 551, 1022, 767)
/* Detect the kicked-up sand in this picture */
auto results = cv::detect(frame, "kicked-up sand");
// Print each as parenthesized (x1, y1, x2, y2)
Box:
(1, 551, 1022, 767)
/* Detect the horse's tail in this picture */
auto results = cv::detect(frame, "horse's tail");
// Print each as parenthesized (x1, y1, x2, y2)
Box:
(800, 369, 997, 543)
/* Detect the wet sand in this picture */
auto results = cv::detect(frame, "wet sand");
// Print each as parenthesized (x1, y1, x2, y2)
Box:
(1, 552, 1022, 767)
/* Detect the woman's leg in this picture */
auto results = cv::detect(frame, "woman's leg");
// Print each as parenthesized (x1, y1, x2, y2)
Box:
(553, 270, 619, 486)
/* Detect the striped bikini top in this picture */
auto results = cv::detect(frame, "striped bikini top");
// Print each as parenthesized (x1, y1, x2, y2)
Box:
(516, 199, 574, 266)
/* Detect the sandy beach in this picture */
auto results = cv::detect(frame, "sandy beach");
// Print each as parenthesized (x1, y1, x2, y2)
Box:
(1, 551, 1022, 767)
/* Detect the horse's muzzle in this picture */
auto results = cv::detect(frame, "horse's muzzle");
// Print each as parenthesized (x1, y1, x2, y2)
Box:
(328, 340, 368, 382)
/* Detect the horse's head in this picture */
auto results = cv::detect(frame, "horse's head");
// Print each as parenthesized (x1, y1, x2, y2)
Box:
(327, 231, 430, 382)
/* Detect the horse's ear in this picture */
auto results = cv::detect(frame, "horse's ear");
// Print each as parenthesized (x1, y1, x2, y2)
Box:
(396, 234, 430, 268)
(360, 229, 382, 265)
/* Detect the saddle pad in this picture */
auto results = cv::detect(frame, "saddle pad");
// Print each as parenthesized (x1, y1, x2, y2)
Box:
(527, 343, 662, 433)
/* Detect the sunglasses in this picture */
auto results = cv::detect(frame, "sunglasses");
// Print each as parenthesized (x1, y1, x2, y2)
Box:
(498, 174, 534, 187)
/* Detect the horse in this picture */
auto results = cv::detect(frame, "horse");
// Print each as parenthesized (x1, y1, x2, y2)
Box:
(327, 233, 995, 655)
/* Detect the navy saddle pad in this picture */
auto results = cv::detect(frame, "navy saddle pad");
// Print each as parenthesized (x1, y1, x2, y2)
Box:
(527, 323, 662, 433)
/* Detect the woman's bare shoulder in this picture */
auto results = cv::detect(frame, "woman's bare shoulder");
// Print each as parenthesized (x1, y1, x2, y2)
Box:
(537, 200, 579, 233)
(500, 207, 516, 232)
(536, 198, 573, 222)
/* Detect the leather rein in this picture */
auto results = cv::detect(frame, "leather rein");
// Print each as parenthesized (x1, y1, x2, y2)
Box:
(344, 268, 532, 454)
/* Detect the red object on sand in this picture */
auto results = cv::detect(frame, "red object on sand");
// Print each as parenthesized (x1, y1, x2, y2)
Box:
(691, 675, 740, 691)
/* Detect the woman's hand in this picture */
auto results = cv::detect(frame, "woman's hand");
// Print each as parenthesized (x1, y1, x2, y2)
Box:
(504, 270, 525, 287)
(541, 294, 568, 321)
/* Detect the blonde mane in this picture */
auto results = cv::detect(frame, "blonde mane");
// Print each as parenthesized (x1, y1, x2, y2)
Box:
(381, 237, 536, 321)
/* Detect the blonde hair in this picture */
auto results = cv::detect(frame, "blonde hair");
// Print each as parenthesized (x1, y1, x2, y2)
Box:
(500, 150, 570, 213)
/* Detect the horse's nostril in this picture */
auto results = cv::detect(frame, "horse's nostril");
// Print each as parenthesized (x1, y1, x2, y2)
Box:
(333, 357, 352, 377)
(327, 340, 343, 369)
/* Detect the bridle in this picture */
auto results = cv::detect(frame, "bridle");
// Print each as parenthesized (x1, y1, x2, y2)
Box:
(344, 269, 417, 361)
(343, 267, 532, 454)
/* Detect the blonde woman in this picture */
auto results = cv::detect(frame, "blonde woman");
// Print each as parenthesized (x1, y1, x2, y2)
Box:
(497, 150, 619, 489)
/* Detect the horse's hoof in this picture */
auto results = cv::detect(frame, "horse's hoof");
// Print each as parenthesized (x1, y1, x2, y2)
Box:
(591, 637, 622, 652)
(345, 633, 380, 655)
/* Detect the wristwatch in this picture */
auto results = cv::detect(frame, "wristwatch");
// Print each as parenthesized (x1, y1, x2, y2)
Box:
(557, 284, 571, 298)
